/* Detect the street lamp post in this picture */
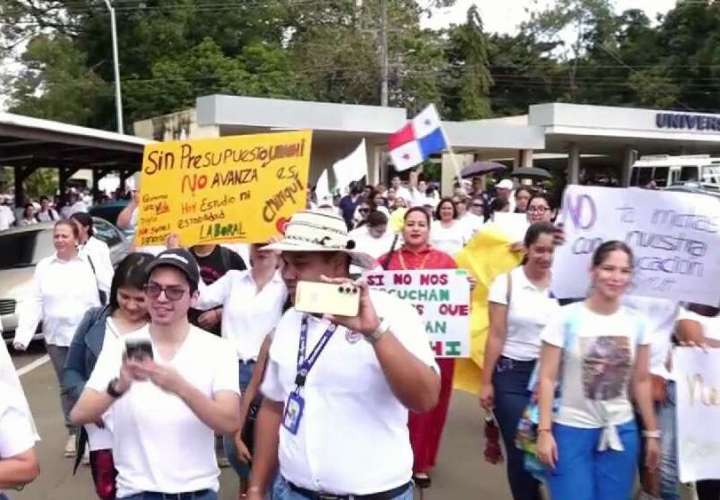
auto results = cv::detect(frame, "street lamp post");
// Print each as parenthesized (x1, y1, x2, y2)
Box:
(102, 0, 124, 133)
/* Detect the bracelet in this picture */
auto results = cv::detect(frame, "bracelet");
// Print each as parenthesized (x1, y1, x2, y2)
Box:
(642, 429, 661, 439)
(537, 428, 552, 434)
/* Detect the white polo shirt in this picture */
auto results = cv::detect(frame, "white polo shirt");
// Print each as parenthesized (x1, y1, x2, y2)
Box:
(488, 266, 560, 361)
(86, 325, 239, 498)
(196, 270, 288, 362)
(260, 290, 437, 495)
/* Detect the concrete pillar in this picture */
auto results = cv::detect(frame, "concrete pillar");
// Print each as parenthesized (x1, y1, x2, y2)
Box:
(568, 143, 580, 185)
(621, 147, 637, 187)
(441, 152, 473, 196)
(520, 149, 534, 167)
(13, 166, 37, 207)
(369, 144, 382, 186)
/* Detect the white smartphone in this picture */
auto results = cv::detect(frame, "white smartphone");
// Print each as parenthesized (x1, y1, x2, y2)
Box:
(294, 281, 360, 317)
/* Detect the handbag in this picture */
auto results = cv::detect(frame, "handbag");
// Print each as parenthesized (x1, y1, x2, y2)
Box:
(86, 254, 108, 305)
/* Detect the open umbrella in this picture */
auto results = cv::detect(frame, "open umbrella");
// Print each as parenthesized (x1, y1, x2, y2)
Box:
(510, 166, 552, 179)
(461, 161, 507, 178)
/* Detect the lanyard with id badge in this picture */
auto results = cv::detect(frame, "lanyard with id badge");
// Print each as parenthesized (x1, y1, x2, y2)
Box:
(282, 315, 337, 435)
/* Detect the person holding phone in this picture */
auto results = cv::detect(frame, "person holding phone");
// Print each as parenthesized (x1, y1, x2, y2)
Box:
(248, 210, 440, 500)
(63, 252, 154, 500)
(14, 220, 102, 459)
(535, 241, 660, 500)
(378, 206, 457, 488)
(70, 249, 240, 500)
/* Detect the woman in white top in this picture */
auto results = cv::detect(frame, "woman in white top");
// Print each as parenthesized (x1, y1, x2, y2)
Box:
(63, 252, 153, 500)
(349, 210, 396, 262)
(676, 303, 720, 500)
(479, 222, 560, 500)
(13, 220, 101, 458)
(195, 243, 287, 495)
(430, 198, 469, 257)
(0, 341, 40, 499)
(536, 241, 659, 500)
(71, 212, 114, 297)
(18, 204, 38, 226)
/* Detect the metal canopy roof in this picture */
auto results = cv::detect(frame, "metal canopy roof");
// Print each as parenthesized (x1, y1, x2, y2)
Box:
(0, 112, 151, 170)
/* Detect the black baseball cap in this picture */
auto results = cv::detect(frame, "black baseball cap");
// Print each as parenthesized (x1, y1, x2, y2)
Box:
(146, 248, 200, 290)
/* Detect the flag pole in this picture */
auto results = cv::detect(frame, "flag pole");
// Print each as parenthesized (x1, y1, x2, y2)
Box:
(439, 126, 465, 194)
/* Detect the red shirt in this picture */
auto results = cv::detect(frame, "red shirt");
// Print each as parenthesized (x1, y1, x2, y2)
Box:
(379, 244, 456, 271)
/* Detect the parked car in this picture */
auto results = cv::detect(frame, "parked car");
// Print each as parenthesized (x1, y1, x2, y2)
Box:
(89, 200, 131, 236)
(0, 218, 129, 343)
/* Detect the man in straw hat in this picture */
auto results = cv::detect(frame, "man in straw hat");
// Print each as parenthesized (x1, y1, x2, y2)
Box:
(248, 210, 440, 500)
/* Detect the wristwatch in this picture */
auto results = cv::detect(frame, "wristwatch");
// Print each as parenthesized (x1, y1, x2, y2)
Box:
(106, 377, 126, 399)
(366, 318, 391, 345)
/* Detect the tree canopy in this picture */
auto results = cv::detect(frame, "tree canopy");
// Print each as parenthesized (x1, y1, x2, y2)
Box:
(3, 0, 720, 132)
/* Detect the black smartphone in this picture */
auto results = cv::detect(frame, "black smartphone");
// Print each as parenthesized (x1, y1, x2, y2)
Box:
(125, 338, 153, 362)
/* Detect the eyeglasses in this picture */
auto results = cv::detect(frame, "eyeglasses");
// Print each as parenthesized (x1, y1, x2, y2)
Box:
(359, 208, 370, 213)
(528, 206, 549, 214)
(144, 282, 188, 301)
(471, 203, 484, 208)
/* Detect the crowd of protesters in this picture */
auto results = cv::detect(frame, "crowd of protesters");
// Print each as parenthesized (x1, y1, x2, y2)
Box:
(2, 167, 716, 500)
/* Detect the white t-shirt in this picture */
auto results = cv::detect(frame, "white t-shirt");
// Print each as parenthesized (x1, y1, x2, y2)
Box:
(430, 220, 468, 257)
(0, 398, 37, 496)
(623, 297, 679, 379)
(460, 213, 485, 237)
(677, 307, 720, 341)
(260, 290, 438, 495)
(488, 267, 560, 361)
(541, 302, 648, 430)
(86, 325, 239, 497)
(349, 226, 396, 261)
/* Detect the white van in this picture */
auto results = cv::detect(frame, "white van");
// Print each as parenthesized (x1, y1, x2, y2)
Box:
(629, 155, 720, 190)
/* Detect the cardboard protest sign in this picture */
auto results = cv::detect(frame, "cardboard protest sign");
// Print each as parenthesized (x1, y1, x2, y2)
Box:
(135, 131, 312, 247)
(552, 185, 720, 306)
(367, 269, 470, 358)
(675, 348, 720, 482)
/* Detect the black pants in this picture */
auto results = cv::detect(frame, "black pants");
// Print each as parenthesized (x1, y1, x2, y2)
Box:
(698, 480, 720, 500)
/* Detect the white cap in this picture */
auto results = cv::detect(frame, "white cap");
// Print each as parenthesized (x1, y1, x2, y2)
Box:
(497, 179, 514, 190)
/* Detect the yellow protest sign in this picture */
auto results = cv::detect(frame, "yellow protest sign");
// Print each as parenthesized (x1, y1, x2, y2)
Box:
(452, 226, 523, 395)
(135, 131, 312, 247)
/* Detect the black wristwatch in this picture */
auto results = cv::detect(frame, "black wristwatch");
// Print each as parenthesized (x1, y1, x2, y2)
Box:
(106, 377, 125, 398)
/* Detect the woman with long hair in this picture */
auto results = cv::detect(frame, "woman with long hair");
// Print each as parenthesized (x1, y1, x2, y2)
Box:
(536, 241, 660, 500)
(379, 207, 458, 488)
(195, 243, 287, 497)
(479, 222, 560, 500)
(13, 220, 102, 459)
(63, 252, 154, 500)
(70, 212, 114, 297)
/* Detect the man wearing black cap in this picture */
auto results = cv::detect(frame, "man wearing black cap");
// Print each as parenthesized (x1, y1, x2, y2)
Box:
(70, 249, 241, 500)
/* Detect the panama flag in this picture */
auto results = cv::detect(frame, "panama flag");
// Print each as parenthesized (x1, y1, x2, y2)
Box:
(388, 104, 448, 171)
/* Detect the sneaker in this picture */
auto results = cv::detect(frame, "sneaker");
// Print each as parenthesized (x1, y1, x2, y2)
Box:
(64, 436, 77, 458)
(81, 448, 90, 466)
(217, 455, 231, 468)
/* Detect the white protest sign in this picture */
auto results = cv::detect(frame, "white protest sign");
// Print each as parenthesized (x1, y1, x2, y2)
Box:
(493, 212, 530, 242)
(551, 186, 720, 306)
(675, 347, 720, 482)
(366, 269, 470, 357)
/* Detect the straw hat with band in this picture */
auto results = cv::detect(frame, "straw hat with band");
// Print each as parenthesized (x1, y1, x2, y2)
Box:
(265, 210, 375, 269)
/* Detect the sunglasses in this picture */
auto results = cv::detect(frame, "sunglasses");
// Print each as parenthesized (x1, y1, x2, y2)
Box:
(359, 208, 370, 213)
(144, 282, 188, 301)
(471, 203, 484, 208)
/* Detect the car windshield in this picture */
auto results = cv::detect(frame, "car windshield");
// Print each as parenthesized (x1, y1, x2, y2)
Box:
(0, 228, 54, 269)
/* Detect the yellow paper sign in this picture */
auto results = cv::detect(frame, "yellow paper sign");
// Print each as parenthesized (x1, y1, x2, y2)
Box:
(135, 131, 312, 247)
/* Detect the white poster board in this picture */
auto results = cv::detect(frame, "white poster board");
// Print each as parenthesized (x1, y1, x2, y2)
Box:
(675, 348, 720, 483)
(366, 269, 470, 357)
(551, 186, 720, 306)
(493, 212, 530, 242)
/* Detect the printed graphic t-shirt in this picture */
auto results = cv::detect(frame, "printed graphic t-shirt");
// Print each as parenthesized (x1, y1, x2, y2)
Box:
(541, 302, 649, 429)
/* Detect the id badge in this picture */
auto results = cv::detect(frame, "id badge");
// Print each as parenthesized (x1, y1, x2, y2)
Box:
(282, 392, 305, 435)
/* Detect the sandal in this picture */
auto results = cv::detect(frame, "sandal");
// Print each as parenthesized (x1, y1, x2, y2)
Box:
(413, 473, 432, 489)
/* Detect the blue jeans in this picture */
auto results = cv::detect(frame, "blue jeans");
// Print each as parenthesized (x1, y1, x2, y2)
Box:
(492, 357, 541, 500)
(658, 381, 679, 500)
(120, 490, 217, 500)
(223, 360, 256, 478)
(271, 477, 413, 500)
(547, 420, 640, 500)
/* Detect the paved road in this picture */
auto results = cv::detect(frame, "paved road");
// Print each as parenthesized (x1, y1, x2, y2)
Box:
(10, 345, 511, 500)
